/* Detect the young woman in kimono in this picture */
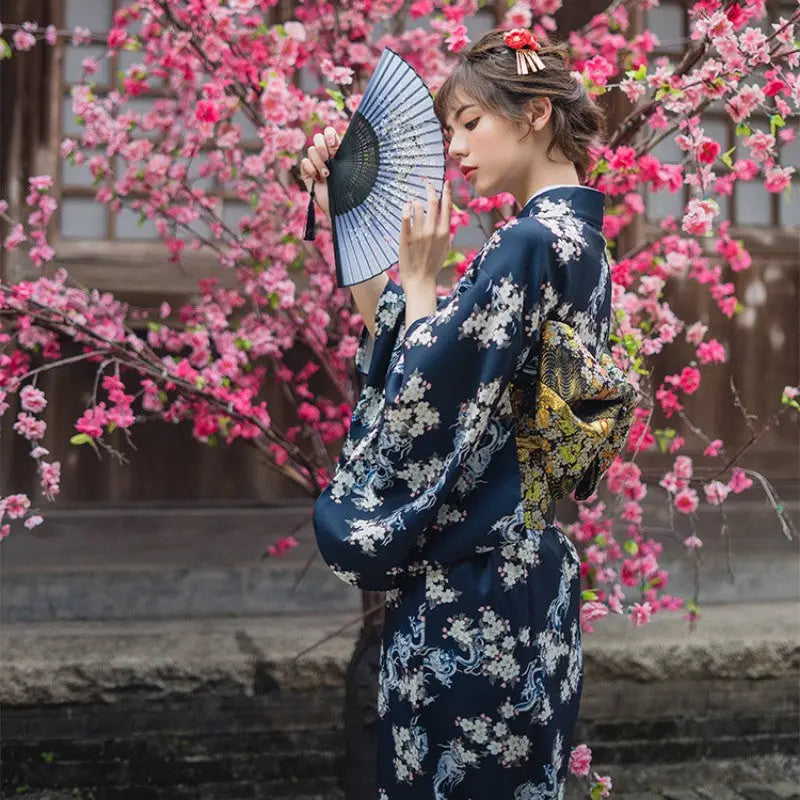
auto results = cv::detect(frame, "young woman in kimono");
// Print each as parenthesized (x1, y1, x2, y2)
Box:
(301, 27, 636, 800)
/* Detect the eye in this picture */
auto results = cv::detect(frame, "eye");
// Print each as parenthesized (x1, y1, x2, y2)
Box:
(465, 118, 479, 130)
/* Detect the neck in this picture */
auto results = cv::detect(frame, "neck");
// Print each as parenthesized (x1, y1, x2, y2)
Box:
(512, 160, 581, 209)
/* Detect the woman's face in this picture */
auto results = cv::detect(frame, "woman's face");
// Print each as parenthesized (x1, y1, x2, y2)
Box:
(443, 94, 535, 198)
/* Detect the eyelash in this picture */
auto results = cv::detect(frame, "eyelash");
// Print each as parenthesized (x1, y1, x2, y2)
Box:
(444, 118, 479, 144)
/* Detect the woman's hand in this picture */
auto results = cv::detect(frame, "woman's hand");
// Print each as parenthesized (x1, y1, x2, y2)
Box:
(398, 180, 452, 291)
(299, 126, 341, 219)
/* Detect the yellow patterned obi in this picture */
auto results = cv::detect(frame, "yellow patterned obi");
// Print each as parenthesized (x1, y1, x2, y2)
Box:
(511, 320, 638, 531)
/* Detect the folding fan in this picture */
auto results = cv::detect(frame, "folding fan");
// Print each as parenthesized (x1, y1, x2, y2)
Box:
(303, 47, 447, 288)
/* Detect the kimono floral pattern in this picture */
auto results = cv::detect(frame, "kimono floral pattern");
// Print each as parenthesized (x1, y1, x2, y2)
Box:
(313, 186, 635, 798)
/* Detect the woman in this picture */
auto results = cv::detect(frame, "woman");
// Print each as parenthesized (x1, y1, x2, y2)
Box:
(302, 28, 635, 800)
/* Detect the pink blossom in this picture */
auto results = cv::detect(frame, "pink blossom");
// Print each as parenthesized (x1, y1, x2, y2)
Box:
(269, 444, 289, 466)
(697, 339, 726, 364)
(677, 367, 701, 394)
(655, 387, 683, 418)
(568, 743, 593, 776)
(196, 101, 221, 124)
(697, 139, 721, 164)
(39, 461, 61, 500)
(704, 480, 731, 505)
(674, 455, 693, 480)
(13, 412, 46, 441)
(75, 405, 108, 438)
(744, 130, 776, 164)
(726, 84, 764, 123)
(684, 535, 703, 549)
(630, 601, 653, 626)
(591, 773, 613, 797)
(3, 224, 26, 252)
(12, 30, 36, 51)
(669, 436, 686, 454)
(620, 77, 646, 103)
(202, 34, 226, 62)
(703, 439, 723, 457)
(739, 26, 768, 61)
(764, 165, 794, 193)
(107, 27, 128, 49)
(584, 56, 615, 86)
(4, 494, 31, 519)
(298, 402, 321, 424)
(266, 534, 300, 557)
(682, 198, 719, 237)
(659, 471, 681, 494)
(20, 385, 47, 413)
(580, 602, 608, 634)
(685, 321, 708, 345)
(25, 515, 44, 529)
(81, 57, 99, 75)
(675, 488, 699, 514)
(728, 467, 753, 494)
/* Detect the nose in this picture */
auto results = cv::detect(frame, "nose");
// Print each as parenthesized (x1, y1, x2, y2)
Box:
(446, 134, 468, 163)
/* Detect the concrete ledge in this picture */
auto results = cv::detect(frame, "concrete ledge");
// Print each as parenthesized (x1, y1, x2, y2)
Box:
(1, 602, 797, 706)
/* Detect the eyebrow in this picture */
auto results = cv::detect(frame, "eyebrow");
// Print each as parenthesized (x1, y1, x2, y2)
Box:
(444, 104, 477, 132)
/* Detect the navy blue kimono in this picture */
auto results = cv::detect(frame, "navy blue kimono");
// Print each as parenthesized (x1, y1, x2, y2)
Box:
(313, 186, 636, 799)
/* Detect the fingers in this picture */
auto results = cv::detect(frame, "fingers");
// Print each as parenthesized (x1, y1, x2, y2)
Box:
(438, 180, 452, 236)
(301, 127, 340, 186)
(404, 181, 450, 236)
(424, 181, 437, 230)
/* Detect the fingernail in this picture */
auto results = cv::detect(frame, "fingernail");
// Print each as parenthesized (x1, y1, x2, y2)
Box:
(326, 135, 334, 146)
(323, 169, 329, 177)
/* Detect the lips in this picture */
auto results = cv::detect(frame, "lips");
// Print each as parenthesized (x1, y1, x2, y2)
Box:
(461, 166, 477, 179)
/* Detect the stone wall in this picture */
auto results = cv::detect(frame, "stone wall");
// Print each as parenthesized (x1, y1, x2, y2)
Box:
(1, 605, 798, 799)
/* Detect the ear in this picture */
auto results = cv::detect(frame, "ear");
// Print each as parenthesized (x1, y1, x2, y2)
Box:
(526, 97, 552, 131)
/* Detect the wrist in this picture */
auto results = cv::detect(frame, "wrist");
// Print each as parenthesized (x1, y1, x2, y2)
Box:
(403, 276, 437, 293)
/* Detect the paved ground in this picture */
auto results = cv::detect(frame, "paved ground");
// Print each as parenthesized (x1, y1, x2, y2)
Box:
(8, 783, 800, 799)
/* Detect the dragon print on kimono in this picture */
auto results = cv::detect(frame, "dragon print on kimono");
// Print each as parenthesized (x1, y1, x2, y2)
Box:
(313, 185, 637, 798)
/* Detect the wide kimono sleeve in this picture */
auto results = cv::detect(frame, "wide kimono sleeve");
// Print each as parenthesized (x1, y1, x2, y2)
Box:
(312, 218, 559, 590)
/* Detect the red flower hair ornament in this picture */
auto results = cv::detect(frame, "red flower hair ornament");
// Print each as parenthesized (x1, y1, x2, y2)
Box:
(503, 28, 546, 75)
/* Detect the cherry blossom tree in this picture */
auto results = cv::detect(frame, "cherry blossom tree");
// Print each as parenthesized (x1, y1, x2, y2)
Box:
(1, 1, 799, 794)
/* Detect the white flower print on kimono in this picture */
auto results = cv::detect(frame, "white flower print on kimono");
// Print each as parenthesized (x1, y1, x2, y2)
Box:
(313, 186, 635, 799)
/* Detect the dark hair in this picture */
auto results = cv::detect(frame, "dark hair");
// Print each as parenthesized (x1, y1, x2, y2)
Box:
(433, 29, 606, 183)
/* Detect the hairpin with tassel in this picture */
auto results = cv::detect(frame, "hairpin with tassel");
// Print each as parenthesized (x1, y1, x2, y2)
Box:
(503, 28, 546, 75)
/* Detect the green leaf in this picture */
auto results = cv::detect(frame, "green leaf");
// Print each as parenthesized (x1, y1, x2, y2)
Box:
(625, 63, 647, 81)
(268, 291, 280, 310)
(107, 422, 117, 434)
(770, 113, 785, 137)
(735, 123, 751, 137)
(589, 158, 609, 181)
(720, 146, 736, 169)
(0, 39, 12, 60)
(581, 590, 599, 601)
(148, 321, 161, 332)
(594, 533, 607, 548)
(443, 249, 466, 269)
(235, 336, 252, 351)
(70, 433, 93, 446)
(325, 88, 345, 111)
(624, 539, 639, 556)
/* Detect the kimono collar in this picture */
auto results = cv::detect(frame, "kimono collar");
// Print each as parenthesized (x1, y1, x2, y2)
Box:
(518, 184, 606, 229)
